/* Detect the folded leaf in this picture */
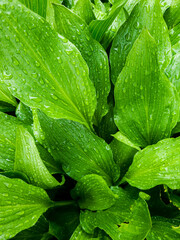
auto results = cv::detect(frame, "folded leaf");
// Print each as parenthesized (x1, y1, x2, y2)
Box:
(35, 110, 120, 185)
(80, 189, 151, 240)
(164, 0, 180, 29)
(169, 22, 180, 46)
(124, 137, 180, 190)
(0, 85, 17, 107)
(146, 216, 180, 240)
(46, 0, 63, 28)
(71, 174, 118, 210)
(114, 29, 178, 148)
(0, 0, 96, 129)
(14, 125, 60, 189)
(110, 0, 172, 83)
(53, 4, 110, 125)
(16, 102, 33, 125)
(72, 0, 95, 24)
(0, 175, 53, 239)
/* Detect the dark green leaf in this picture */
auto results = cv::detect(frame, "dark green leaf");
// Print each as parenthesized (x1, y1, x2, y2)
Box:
(0, 175, 53, 239)
(114, 29, 178, 148)
(110, 0, 172, 83)
(164, 0, 180, 29)
(0, 0, 96, 129)
(16, 102, 33, 125)
(124, 137, 180, 190)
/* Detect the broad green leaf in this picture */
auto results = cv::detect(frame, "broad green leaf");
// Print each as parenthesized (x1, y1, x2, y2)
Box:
(0, 112, 22, 171)
(146, 216, 180, 240)
(110, 138, 138, 178)
(46, 0, 63, 28)
(14, 125, 60, 189)
(34, 110, 120, 185)
(70, 225, 94, 240)
(0, 175, 53, 239)
(169, 22, 180, 47)
(164, 0, 180, 29)
(12, 216, 50, 240)
(80, 189, 151, 240)
(19, 0, 48, 18)
(114, 29, 178, 148)
(0, 85, 17, 107)
(72, 0, 95, 24)
(89, 0, 126, 43)
(0, 0, 96, 130)
(124, 137, 180, 190)
(71, 174, 118, 210)
(16, 102, 33, 125)
(92, 0, 107, 20)
(53, 4, 110, 125)
(47, 205, 79, 240)
(124, 0, 140, 14)
(110, 0, 172, 83)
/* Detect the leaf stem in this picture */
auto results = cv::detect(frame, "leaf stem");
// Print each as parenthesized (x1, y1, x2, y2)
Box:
(52, 200, 76, 208)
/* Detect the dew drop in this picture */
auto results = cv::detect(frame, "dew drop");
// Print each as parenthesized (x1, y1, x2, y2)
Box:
(2, 71, 13, 80)
(4, 182, 12, 188)
(31, 73, 38, 78)
(35, 61, 40, 67)
(50, 94, 58, 100)
(16, 211, 25, 216)
(12, 56, 20, 66)
(57, 57, 62, 64)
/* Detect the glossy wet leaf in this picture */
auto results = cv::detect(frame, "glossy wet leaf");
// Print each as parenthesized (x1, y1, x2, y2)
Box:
(164, 0, 180, 29)
(114, 29, 178, 148)
(72, 0, 95, 24)
(146, 216, 180, 240)
(14, 125, 60, 189)
(124, 137, 180, 190)
(80, 189, 151, 240)
(70, 225, 94, 240)
(160, 0, 172, 13)
(0, 112, 22, 171)
(19, 0, 48, 18)
(46, 0, 63, 28)
(16, 102, 33, 125)
(54, 4, 110, 125)
(124, 0, 140, 14)
(0, 0, 96, 129)
(110, 0, 172, 83)
(0, 175, 53, 239)
(34, 110, 120, 185)
(0, 85, 17, 107)
(72, 174, 118, 210)
(169, 22, 180, 47)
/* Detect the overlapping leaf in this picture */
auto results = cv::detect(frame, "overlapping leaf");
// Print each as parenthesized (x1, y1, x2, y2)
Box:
(124, 137, 180, 190)
(114, 29, 178, 148)
(110, 0, 172, 83)
(164, 0, 180, 29)
(0, 0, 96, 129)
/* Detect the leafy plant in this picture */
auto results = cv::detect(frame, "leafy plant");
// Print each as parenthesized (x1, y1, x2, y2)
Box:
(0, 0, 179, 239)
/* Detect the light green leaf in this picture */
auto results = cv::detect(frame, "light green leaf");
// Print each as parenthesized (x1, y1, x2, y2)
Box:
(0, 175, 53, 239)
(124, 0, 140, 14)
(0, 112, 22, 171)
(46, 0, 63, 28)
(71, 174, 118, 210)
(0, 0, 96, 130)
(53, 4, 110, 125)
(70, 225, 94, 240)
(146, 216, 180, 240)
(14, 125, 60, 189)
(112, 132, 141, 150)
(16, 102, 33, 125)
(124, 137, 180, 190)
(34, 110, 120, 185)
(110, 0, 172, 83)
(114, 29, 178, 148)
(89, 0, 126, 43)
(160, 0, 172, 13)
(0, 85, 17, 107)
(164, 0, 180, 29)
(92, 0, 107, 20)
(169, 22, 180, 47)
(72, 0, 95, 24)
(80, 189, 151, 240)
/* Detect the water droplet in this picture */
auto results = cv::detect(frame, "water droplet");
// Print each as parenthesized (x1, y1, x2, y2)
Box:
(50, 47, 54, 52)
(4, 182, 12, 188)
(12, 56, 20, 66)
(31, 73, 38, 78)
(140, 85, 143, 90)
(2, 71, 13, 80)
(134, 22, 140, 30)
(5, 35, 10, 40)
(29, 96, 42, 103)
(66, 49, 73, 55)
(57, 57, 62, 64)
(35, 61, 40, 67)
(39, 79, 44, 85)
(125, 33, 131, 41)
(16, 211, 25, 216)
(2, 193, 8, 197)
(85, 34, 90, 41)
(50, 94, 58, 100)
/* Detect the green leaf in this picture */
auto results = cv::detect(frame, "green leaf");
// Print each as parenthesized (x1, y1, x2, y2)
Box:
(146, 216, 180, 240)
(160, 0, 172, 13)
(124, 0, 140, 14)
(114, 29, 178, 148)
(34, 110, 120, 185)
(110, 0, 172, 83)
(71, 174, 118, 210)
(14, 125, 60, 189)
(164, 0, 180, 29)
(0, 175, 53, 239)
(80, 189, 151, 240)
(0, 84, 17, 107)
(169, 192, 180, 208)
(0, 0, 96, 130)
(89, 0, 126, 43)
(46, 0, 63, 28)
(47, 205, 79, 240)
(124, 137, 180, 190)
(0, 101, 16, 113)
(0, 112, 22, 171)
(169, 22, 180, 46)
(16, 102, 33, 125)
(172, 122, 180, 135)
(70, 225, 94, 240)
(92, 0, 107, 20)
(53, 4, 110, 125)
(72, 0, 95, 24)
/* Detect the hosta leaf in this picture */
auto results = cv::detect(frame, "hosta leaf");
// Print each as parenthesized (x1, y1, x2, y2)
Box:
(89, 0, 126, 43)
(72, 0, 95, 24)
(146, 216, 180, 240)
(14, 125, 60, 189)
(92, 0, 107, 20)
(80, 189, 151, 240)
(46, 0, 63, 28)
(71, 174, 118, 210)
(164, 0, 180, 29)
(0, 175, 53, 239)
(19, 0, 48, 18)
(34, 110, 120, 185)
(124, 137, 180, 190)
(114, 29, 178, 148)
(0, 112, 22, 171)
(110, 0, 172, 83)
(0, 0, 96, 130)
(54, 4, 110, 125)
(16, 102, 33, 125)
